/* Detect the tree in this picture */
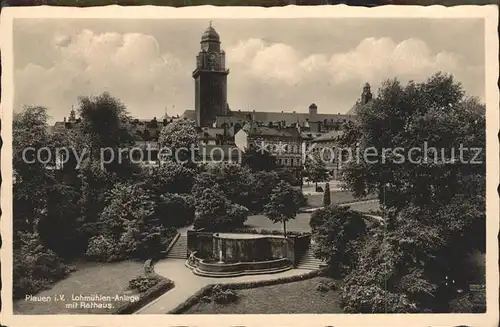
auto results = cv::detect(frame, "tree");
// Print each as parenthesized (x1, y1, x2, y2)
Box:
(12, 106, 76, 297)
(339, 73, 485, 210)
(340, 208, 444, 313)
(338, 72, 486, 312)
(99, 183, 155, 240)
(193, 183, 248, 231)
(77, 92, 138, 179)
(13, 106, 55, 235)
(305, 152, 329, 190)
(192, 171, 219, 199)
(145, 161, 195, 195)
(276, 166, 301, 187)
(91, 183, 176, 260)
(248, 170, 279, 213)
(310, 206, 366, 276)
(77, 160, 117, 241)
(263, 180, 302, 236)
(203, 162, 253, 208)
(193, 187, 226, 230)
(242, 145, 277, 172)
(154, 193, 195, 228)
(158, 118, 199, 164)
(323, 182, 331, 206)
(78, 92, 132, 149)
(37, 182, 84, 258)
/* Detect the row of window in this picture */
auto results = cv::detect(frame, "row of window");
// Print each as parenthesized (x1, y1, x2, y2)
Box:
(278, 158, 301, 167)
(253, 142, 302, 154)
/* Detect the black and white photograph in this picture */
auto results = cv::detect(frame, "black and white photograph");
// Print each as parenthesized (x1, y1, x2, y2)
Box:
(0, 4, 498, 327)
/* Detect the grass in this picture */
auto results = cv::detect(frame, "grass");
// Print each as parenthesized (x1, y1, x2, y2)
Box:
(184, 277, 343, 314)
(306, 190, 377, 208)
(343, 200, 380, 213)
(246, 212, 312, 232)
(14, 260, 145, 314)
(246, 190, 380, 232)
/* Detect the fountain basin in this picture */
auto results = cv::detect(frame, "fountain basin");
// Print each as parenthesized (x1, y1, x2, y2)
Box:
(186, 230, 311, 277)
(213, 233, 286, 263)
(186, 254, 292, 277)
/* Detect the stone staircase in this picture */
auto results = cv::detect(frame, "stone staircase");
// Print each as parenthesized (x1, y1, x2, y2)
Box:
(297, 246, 324, 270)
(166, 235, 188, 259)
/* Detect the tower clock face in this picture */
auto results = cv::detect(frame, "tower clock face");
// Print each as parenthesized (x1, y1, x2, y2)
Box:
(208, 52, 217, 69)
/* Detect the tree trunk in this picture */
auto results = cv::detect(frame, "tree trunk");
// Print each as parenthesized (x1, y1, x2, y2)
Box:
(283, 220, 287, 237)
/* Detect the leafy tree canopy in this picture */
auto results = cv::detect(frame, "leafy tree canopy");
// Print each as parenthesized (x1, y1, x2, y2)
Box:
(263, 180, 303, 235)
(340, 73, 485, 210)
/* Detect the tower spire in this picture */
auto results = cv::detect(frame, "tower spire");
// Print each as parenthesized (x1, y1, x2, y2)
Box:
(69, 105, 76, 122)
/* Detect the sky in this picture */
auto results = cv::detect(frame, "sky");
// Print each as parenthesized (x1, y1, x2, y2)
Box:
(13, 17, 485, 123)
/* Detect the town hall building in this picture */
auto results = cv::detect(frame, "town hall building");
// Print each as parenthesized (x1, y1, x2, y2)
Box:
(181, 22, 359, 133)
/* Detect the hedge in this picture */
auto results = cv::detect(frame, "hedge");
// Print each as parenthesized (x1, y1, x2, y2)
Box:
(114, 260, 175, 314)
(223, 228, 311, 237)
(169, 268, 327, 314)
(114, 274, 174, 314)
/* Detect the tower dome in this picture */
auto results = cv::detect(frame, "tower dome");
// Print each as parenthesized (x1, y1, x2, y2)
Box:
(201, 22, 220, 43)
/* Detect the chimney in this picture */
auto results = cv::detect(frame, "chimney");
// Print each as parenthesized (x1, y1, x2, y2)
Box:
(309, 103, 318, 120)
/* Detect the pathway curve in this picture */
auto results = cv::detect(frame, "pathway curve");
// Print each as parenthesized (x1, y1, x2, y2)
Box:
(135, 259, 311, 314)
(301, 199, 379, 212)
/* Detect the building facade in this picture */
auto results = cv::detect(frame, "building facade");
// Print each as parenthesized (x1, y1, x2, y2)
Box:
(234, 122, 303, 168)
(309, 130, 344, 180)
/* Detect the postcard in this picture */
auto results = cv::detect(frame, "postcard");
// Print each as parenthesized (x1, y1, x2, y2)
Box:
(1, 3, 498, 327)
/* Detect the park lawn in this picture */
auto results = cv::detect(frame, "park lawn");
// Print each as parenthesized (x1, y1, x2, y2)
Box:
(184, 277, 343, 314)
(246, 193, 380, 232)
(344, 200, 380, 213)
(306, 190, 378, 208)
(14, 260, 145, 314)
(246, 212, 312, 232)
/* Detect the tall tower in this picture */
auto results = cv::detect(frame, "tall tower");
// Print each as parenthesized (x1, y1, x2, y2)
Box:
(361, 82, 373, 105)
(68, 106, 76, 122)
(193, 22, 229, 127)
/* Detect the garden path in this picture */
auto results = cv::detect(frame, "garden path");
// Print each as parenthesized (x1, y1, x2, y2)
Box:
(134, 258, 310, 314)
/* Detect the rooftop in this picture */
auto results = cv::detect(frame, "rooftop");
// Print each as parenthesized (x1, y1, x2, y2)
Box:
(312, 130, 343, 142)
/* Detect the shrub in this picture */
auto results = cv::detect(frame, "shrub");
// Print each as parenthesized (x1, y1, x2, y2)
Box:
(211, 285, 239, 304)
(13, 232, 70, 299)
(116, 276, 175, 314)
(310, 206, 367, 276)
(448, 293, 473, 313)
(200, 296, 212, 303)
(86, 235, 122, 262)
(155, 193, 195, 227)
(224, 228, 310, 237)
(119, 223, 176, 260)
(316, 283, 330, 292)
(223, 202, 249, 228)
(340, 284, 418, 313)
(317, 277, 338, 291)
(128, 275, 162, 293)
(323, 183, 331, 207)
